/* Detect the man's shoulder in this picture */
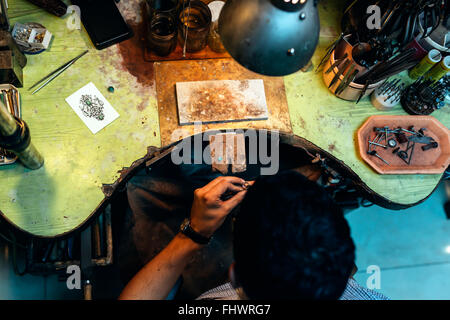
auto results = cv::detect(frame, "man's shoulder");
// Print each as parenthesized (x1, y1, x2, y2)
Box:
(340, 278, 390, 300)
(196, 279, 390, 301)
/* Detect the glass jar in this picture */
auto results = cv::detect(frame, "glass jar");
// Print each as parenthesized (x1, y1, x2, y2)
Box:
(208, 20, 226, 53)
(148, 12, 178, 56)
(207, 1, 226, 53)
(146, 0, 180, 19)
(178, 0, 212, 53)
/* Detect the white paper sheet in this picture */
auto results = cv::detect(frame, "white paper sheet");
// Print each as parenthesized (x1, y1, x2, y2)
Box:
(65, 82, 119, 134)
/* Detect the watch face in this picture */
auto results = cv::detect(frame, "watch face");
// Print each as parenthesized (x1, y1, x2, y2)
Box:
(180, 218, 190, 231)
(180, 218, 210, 245)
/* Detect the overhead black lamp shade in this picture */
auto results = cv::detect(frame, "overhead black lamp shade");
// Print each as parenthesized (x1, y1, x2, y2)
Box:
(218, 0, 320, 76)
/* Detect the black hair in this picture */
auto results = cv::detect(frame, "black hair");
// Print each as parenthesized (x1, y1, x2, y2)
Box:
(233, 170, 355, 300)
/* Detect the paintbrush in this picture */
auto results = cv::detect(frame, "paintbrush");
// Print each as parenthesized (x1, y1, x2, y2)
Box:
(329, 59, 351, 89)
(335, 65, 357, 95)
(325, 53, 348, 74)
(316, 33, 344, 73)
(356, 80, 372, 104)
(370, 61, 418, 83)
(357, 48, 417, 84)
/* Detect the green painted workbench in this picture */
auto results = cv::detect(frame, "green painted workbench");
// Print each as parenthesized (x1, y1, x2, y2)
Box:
(286, 1, 449, 206)
(1, 0, 161, 237)
(1, 0, 449, 238)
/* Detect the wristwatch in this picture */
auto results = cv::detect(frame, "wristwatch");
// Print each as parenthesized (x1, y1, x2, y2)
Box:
(180, 218, 212, 245)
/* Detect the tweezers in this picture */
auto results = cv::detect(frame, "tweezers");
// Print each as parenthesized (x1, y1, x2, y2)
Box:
(29, 50, 89, 95)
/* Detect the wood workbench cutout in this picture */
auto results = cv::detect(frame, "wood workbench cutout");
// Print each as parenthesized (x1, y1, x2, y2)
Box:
(155, 58, 292, 146)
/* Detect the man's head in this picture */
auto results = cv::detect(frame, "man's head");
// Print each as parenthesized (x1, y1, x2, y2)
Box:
(232, 170, 355, 300)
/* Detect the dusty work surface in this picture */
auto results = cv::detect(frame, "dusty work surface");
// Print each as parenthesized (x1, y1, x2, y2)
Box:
(176, 79, 269, 125)
(156, 59, 292, 146)
(0, 0, 160, 237)
(0, 0, 449, 238)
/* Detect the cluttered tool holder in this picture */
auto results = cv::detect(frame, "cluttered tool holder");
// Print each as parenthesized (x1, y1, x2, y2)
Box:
(0, 30, 27, 87)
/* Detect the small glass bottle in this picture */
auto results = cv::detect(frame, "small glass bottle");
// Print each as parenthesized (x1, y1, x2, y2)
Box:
(207, 0, 226, 53)
(148, 12, 178, 56)
(178, 0, 212, 53)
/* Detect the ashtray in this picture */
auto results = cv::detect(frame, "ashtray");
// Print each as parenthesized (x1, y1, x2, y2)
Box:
(357, 115, 450, 175)
(12, 22, 52, 54)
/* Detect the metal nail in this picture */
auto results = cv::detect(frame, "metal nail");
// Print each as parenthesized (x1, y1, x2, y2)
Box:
(369, 141, 388, 148)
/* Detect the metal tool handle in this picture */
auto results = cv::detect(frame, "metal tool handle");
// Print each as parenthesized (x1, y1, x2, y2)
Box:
(84, 280, 93, 300)
(0, 100, 44, 170)
(30, 50, 89, 94)
(0, 98, 16, 136)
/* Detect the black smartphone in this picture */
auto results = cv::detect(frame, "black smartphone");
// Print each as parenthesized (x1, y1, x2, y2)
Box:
(71, 0, 133, 50)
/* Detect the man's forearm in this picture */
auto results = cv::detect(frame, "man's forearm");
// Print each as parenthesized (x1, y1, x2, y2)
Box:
(119, 176, 248, 300)
(119, 233, 203, 300)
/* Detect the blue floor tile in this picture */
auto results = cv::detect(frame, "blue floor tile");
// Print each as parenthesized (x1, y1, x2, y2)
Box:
(0, 244, 45, 300)
(346, 182, 450, 299)
(353, 262, 450, 300)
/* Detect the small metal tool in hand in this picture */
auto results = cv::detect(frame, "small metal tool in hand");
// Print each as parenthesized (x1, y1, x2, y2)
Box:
(29, 50, 89, 95)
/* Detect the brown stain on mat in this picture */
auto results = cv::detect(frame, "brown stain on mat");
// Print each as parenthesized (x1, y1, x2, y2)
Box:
(137, 101, 147, 111)
(118, 6, 154, 88)
(298, 116, 306, 128)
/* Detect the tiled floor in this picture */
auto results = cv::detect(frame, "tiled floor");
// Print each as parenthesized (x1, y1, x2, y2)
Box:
(348, 182, 450, 299)
(0, 182, 449, 300)
(0, 244, 82, 300)
(0, 244, 44, 299)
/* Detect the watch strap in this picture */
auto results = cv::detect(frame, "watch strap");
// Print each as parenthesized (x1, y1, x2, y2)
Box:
(180, 218, 211, 245)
